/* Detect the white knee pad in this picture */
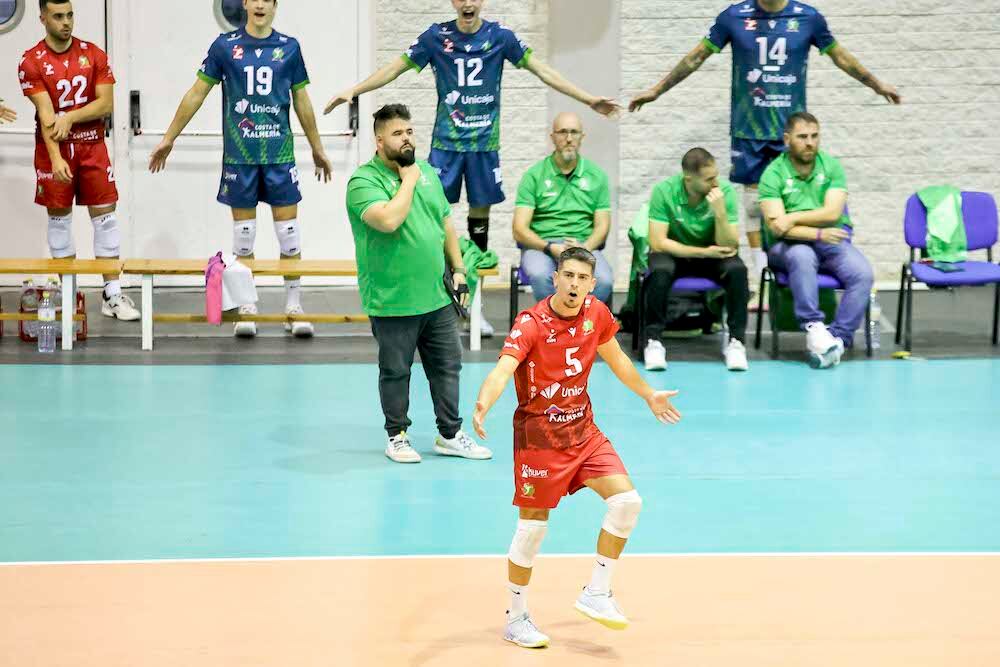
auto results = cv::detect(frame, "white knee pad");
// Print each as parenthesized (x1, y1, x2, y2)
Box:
(47, 213, 75, 258)
(742, 187, 762, 233)
(508, 519, 548, 568)
(274, 218, 301, 257)
(601, 490, 642, 539)
(91, 212, 120, 257)
(233, 218, 257, 257)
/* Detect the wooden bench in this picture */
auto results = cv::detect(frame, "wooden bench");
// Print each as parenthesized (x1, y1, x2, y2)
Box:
(121, 259, 498, 352)
(0, 259, 123, 351)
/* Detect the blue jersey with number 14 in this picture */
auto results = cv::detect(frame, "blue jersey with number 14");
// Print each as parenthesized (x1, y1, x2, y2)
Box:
(198, 28, 309, 165)
(704, 1, 836, 141)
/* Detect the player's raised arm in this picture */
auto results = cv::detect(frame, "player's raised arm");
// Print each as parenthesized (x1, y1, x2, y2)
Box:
(323, 56, 411, 115)
(50, 82, 112, 142)
(472, 354, 521, 440)
(629, 41, 714, 113)
(597, 336, 681, 425)
(26, 93, 71, 182)
(0, 100, 17, 124)
(826, 44, 901, 104)
(291, 86, 333, 182)
(148, 78, 214, 173)
(522, 56, 620, 118)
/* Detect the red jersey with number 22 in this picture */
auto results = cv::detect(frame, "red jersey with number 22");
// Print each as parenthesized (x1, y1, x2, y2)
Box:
(18, 38, 115, 144)
(501, 296, 619, 452)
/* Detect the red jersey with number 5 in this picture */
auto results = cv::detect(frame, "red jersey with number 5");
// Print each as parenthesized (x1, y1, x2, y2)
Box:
(501, 296, 619, 452)
(18, 37, 114, 144)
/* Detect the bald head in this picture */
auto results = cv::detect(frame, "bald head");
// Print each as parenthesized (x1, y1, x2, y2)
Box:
(550, 112, 584, 166)
(552, 112, 583, 134)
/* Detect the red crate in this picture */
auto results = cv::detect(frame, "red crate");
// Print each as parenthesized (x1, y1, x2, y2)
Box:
(18, 289, 87, 342)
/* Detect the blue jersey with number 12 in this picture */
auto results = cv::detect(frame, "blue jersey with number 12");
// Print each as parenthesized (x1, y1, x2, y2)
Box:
(403, 20, 531, 153)
(198, 28, 309, 165)
(704, 1, 836, 141)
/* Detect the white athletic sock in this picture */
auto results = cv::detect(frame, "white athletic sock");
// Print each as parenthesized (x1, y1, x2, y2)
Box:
(285, 279, 301, 309)
(508, 582, 528, 617)
(103, 280, 122, 299)
(753, 249, 768, 279)
(587, 554, 617, 594)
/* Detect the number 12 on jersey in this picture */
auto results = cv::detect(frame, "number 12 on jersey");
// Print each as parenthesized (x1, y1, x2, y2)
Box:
(455, 57, 483, 87)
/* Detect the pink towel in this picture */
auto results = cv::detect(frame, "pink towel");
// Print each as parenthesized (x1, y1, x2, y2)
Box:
(205, 252, 225, 325)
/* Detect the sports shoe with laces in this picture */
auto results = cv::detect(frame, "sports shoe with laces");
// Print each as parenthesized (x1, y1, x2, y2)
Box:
(385, 431, 421, 463)
(643, 339, 667, 371)
(434, 429, 492, 460)
(503, 611, 550, 648)
(574, 586, 629, 630)
(234, 303, 257, 337)
(724, 338, 749, 371)
(101, 293, 140, 321)
(284, 304, 314, 338)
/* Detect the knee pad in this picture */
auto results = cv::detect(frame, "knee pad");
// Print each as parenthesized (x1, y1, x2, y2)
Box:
(47, 213, 75, 258)
(601, 490, 642, 539)
(91, 212, 120, 257)
(233, 218, 257, 257)
(274, 218, 301, 256)
(742, 187, 762, 233)
(508, 519, 547, 568)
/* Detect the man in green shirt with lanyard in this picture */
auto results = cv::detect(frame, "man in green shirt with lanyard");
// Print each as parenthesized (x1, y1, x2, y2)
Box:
(513, 112, 614, 304)
(643, 148, 749, 372)
(346, 104, 492, 463)
(758, 112, 874, 369)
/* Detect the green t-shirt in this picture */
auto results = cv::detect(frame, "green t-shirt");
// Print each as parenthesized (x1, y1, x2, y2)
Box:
(648, 174, 739, 247)
(758, 150, 851, 247)
(514, 155, 611, 241)
(345, 156, 452, 317)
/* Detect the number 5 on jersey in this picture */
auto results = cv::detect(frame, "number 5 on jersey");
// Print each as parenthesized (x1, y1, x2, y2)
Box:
(565, 347, 582, 378)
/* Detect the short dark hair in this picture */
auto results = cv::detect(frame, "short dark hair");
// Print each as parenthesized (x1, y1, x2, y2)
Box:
(557, 246, 596, 272)
(681, 147, 715, 174)
(785, 111, 820, 134)
(40, 0, 70, 11)
(373, 104, 411, 134)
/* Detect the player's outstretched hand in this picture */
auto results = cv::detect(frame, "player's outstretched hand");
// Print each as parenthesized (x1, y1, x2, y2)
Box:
(323, 90, 353, 115)
(314, 149, 333, 183)
(148, 140, 174, 173)
(472, 400, 489, 440)
(590, 97, 622, 119)
(628, 89, 658, 113)
(0, 102, 16, 124)
(875, 82, 901, 105)
(646, 389, 681, 425)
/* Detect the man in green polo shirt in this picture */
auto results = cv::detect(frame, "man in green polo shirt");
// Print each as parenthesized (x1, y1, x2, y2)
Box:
(642, 147, 749, 372)
(759, 111, 874, 369)
(513, 112, 614, 304)
(346, 104, 492, 464)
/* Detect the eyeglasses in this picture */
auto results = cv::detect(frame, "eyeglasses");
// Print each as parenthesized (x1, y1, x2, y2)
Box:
(553, 129, 583, 137)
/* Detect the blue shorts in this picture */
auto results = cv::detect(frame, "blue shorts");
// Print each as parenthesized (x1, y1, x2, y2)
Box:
(730, 138, 786, 185)
(428, 148, 505, 207)
(217, 163, 303, 209)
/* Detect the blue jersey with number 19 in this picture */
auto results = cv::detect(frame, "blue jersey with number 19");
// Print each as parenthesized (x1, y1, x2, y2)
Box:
(704, 1, 836, 141)
(402, 20, 531, 153)
(198, 28, 309, 165)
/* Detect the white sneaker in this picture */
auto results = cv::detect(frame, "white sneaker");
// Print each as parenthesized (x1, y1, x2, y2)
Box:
(503, 612, 550, 649)
(574, 586, 629, 630)
(234, 303, 257, 337)
(284, 304, 314, 338)
(643, 339, 667, 371)
(724, 338, 749, 371)
(385, 432, 421, 463)
(805, 321, 837, 368)
(101, 293, 140, 321)
(464, 317, 495, 338)
(434, 429, 493, 460)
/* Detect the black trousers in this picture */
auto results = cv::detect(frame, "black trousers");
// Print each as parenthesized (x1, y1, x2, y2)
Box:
(644, 253, 749, 342)
(370, 305, 463, 439)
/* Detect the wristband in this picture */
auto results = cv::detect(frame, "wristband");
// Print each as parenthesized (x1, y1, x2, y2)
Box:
(453, 267, 466, 275)
(544, 241, 554, 256)
(816, 228, 822, 242)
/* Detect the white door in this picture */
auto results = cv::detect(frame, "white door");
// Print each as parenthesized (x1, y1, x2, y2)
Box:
(120, 0, 367, 285)
(0, 0, 106, 285)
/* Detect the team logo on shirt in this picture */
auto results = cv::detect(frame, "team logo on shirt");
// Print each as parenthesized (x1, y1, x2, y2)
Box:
(521, 464, 549, 479)
(787, 19, 800, 32)
(272, 48, 285, 61)
(540, 382, 561, 399)
(744, 19, 757, 31)
(78, 56, 90, 69)
(768, 20, 777, 29)
(568, 327, 577, 337)
(43, 63, 55, 76)
(521, 482, 535, 498)
(546, 329, 557, 344)
(234, 99, 250, 114)
(443, 38, 455, 53)
(583, 320, 594, 335)
(445, 90, 461, 105)
(255, 49, 263, 58)
(232, 45, 244, 60)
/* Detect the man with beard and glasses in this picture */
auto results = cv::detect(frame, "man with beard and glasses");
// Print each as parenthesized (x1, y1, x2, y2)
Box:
(758, 112, 873, 369)
(513, 112, 614, 305)
(346, 104, 492, 464)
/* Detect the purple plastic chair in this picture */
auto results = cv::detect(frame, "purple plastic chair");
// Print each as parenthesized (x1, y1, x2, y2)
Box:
(897, 191, 1000, 351)
(631, 273, 723, 353)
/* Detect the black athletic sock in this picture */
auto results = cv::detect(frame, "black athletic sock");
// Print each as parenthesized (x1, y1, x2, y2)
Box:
(469, 216, 489, 251)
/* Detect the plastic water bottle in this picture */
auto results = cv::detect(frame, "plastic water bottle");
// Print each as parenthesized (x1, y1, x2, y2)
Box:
(20, 279, 38, 338)
(868, 288, 882, 351)
(37, 290, 56, 353)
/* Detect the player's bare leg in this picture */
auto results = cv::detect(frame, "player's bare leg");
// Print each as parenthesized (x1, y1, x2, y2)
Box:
(232, 207, 260, 337)
(504, 506, 551, 648)
(576, 473, 642, 630)
(271, 203, 312, 337)
(744, 184, 768, 312)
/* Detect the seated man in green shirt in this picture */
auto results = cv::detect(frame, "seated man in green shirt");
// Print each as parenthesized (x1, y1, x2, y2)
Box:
(346, 104, 492, 464)
(513, 112, 614, 304)
(759, 112, 874, 369)
(643, 148, 749, 372)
